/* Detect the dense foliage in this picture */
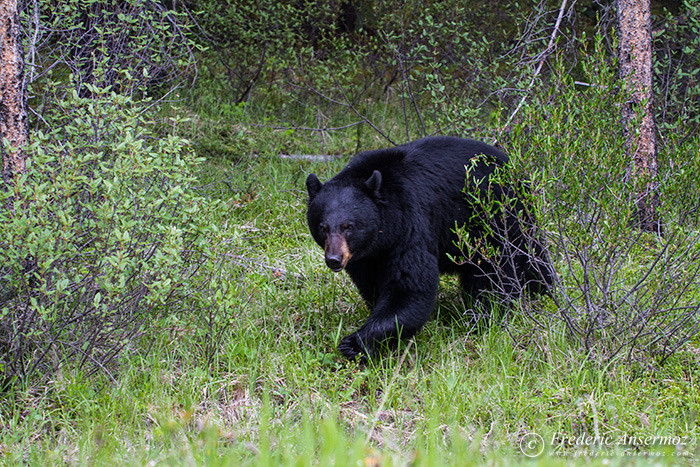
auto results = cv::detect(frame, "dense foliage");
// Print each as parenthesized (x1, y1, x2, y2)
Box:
(458, 39, 700, 363)
(0, 88, 212, 386)
(26, 0, 196, 106)
(0, 0, 699, 464)
(1, 0, 204, 386)
(188, 0, 700, 139)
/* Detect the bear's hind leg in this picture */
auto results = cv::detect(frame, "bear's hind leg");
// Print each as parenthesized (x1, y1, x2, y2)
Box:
(458, 266, 497, 329)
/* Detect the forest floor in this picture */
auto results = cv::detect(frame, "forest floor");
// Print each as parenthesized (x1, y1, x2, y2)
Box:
(2, 113, 699, 466)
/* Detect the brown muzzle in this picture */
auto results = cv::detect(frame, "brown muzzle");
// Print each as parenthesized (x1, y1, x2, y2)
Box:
(324, 234, 352, 272)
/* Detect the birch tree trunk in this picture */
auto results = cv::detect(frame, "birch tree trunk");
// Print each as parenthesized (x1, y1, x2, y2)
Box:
(0, 0, 28, 182)
(617, 0, 661, 233)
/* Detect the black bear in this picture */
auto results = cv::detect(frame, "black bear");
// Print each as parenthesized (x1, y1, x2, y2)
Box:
(306, 136, 551, 361)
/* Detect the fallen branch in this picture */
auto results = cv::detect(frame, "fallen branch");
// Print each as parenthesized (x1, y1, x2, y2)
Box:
(222, 253, 306, 284)
(278, 154, 345, 161)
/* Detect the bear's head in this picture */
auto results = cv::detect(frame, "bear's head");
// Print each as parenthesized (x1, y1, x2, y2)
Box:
(306, 170, 382, 272)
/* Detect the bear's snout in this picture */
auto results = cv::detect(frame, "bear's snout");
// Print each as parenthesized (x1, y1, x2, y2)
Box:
(325, 254, 344, 271)
(324, 234, 352, 272)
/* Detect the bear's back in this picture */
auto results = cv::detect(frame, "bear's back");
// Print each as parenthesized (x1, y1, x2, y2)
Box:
(401, 136, 508, 171)
(341, 136, 507, 186)
(333, 137, 507, 245)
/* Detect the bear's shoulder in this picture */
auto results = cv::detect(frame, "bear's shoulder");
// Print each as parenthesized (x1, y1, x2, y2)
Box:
(348, 137, 508, 168)
(344, 147, 407, 176)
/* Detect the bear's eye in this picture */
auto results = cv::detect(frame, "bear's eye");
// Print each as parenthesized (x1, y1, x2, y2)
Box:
(319, 223, 329, 234)
(342, 223, 354, 232)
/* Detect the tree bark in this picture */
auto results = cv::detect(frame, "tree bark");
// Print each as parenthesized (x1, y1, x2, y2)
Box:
(0, 0, 28, 182)
(617, 0, 661, 233)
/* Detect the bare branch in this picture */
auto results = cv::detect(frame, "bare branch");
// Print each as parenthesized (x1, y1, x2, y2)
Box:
(500, 0, 572, 135)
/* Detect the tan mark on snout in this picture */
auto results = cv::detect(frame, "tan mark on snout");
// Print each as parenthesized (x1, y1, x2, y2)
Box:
(339, 236, 352, 265)
(325, 234, 353, 270)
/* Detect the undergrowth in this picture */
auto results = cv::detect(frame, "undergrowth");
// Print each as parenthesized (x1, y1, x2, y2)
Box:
(1, 139, 698, 464)
(2, 2, 699, 465)
(1, 34, 698, 467)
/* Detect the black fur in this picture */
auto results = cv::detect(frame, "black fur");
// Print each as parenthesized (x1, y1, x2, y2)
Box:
(306, 136, 551, 361)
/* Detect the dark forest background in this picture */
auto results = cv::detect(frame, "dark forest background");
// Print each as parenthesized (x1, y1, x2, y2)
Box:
(1, 0, 699, 464)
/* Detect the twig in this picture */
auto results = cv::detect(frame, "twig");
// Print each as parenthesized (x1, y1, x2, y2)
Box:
(333, 75, 397, 145)
(501, 0, 571, 135)
(27, 0, 41, 84)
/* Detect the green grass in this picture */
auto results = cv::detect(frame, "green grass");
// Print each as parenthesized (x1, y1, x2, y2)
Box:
(3, 144, 699, 465)
(2, 108, 699, 465)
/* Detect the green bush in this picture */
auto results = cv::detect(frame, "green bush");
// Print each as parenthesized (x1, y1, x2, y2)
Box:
(0, 87, 212, 386)
(28, 0, 196, 100)
(462, 38, 700, 364)
(654, 0, 700, 135)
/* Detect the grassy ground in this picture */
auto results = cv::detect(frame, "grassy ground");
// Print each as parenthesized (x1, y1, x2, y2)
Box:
(2, 115, 699, 465)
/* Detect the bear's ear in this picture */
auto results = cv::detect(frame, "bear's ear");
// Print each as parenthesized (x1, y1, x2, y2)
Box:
(306, 173, 323, 200)
(363, 170, 382, 199)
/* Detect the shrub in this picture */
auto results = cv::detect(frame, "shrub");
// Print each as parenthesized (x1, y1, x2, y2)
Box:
(0, 86, 212, 386)
(654, 0, 700, 135)
(456, 39, 700, 364)
(27, 0, 196, 100)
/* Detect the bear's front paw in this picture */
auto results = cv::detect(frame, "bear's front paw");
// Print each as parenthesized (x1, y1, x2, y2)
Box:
(338, 333, 369, 363)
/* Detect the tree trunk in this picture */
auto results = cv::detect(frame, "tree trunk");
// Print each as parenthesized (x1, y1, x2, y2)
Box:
(0, 0, 28, 182)
(617, 0, 661, 233)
